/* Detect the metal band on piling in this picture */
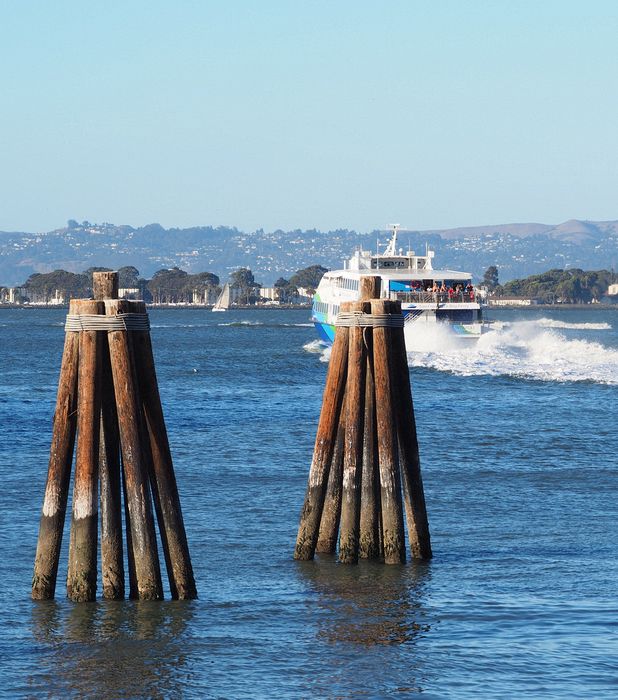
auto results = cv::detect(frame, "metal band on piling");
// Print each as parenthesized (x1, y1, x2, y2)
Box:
(64, 313, 150, 332)
(335, 312, 404, 328)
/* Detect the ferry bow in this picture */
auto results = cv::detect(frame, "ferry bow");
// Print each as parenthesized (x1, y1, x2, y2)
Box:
(312, 225, 487, 346)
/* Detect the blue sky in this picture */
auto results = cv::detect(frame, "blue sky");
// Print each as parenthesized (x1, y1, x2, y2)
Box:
(1, 1, 617, 232)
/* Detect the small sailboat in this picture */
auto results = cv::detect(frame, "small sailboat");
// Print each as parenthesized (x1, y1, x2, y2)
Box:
(212, 282, 231, 312)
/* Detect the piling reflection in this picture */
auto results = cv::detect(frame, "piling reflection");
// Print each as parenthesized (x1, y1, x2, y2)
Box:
(297, 556, 432, 647)
(30, 599, 196, 698)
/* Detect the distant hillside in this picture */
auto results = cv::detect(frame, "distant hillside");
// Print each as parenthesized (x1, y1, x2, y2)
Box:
(1, 218, 617, 287)
(425, 222, 553, 240)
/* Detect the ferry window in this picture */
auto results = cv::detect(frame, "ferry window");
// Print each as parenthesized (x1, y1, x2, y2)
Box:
(315, 301, 328, 315)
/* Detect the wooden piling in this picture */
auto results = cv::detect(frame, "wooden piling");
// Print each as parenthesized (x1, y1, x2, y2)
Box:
(338, 301, 367, 564)
(106, 298, 163, 600)
(358, 276, 381, 559)
(359, 276, 381, 302)
(391, 304, 432, 560)
(294, 302, 351, 560)
(359, 328, 380, 559)
(92, 272, 125, 599)
(315, 401, 345, 554)
(371, 299, 406, 564)
(122, 466, 139, 599)
(131, 301, 197, 600)
(67, 299, 104, 602)
(295, 276, 430, 566)
(93, 271, 118, 301)
(32, 300, 80, 600)
(33, 271, 196, 601)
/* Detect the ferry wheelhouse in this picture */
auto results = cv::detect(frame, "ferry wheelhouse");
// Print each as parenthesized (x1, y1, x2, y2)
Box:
(312, 225, 486, 346)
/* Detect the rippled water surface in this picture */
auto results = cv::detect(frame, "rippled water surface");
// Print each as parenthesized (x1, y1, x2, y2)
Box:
(1, 307, 617, 698)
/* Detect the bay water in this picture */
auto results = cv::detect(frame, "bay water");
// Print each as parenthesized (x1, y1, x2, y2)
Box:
(1, 307, 617, 698)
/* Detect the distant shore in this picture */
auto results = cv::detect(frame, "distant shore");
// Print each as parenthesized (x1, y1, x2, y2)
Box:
(1, 302, 616, 311)
(488, 303, 617, 310)
(0, 303, 313, 310)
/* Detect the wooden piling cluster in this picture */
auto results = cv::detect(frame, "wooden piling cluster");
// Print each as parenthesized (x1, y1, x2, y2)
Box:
(294, 276, 432, 564)
(32, 272, 196, 602)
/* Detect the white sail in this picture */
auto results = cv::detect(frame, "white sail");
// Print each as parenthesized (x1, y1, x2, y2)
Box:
(212, 283, 231, 312)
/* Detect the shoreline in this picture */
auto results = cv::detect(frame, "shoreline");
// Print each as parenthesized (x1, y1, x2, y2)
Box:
(0, 303, 313, 311)
(487, 303, 618, 310)
(2, 302, 616, 311)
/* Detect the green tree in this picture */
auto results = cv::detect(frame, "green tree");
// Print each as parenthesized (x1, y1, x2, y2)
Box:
(289, 265, 328, 294)
(482, 265, 499, 291)
(273, 277, 298, 303)
(500, 267, 614, 303)
(230, 267, 261, 304)
(24, 270, 89, 302)
(118, 266, 140, 288)
(147, 267, 189, 304)
(186, 272, 220, 303)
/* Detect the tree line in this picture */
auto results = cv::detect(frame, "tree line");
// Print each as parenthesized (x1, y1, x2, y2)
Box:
(4, 264, 328, 305)
(483, 265, 615, 303)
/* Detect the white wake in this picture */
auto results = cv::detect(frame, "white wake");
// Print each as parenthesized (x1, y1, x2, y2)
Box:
(535, 318, 612, 331)
(305, 321, 618, 385)
(407, 322, 618, 385)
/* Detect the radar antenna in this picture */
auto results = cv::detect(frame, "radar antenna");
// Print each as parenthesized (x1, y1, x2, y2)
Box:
(383, 223, 400, 256)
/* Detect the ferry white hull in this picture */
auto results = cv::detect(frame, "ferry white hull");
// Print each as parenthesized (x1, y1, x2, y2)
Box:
(313, 310, 484, 347)
(311, 225, 487, 349)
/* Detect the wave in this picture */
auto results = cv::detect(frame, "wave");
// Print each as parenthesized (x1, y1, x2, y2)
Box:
(536, 318, 612, 331)
(303, 339, 330, 357)
(306, 320, 618, 385)
(218, 320, 313, 328)
(406, 322, 618, 385)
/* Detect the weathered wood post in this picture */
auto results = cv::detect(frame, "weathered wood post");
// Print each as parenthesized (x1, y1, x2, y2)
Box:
(130, 299, 197, 600)
(391, 306, 432, 560)
(294, 276, 430, 566)
(93, 271, 118, 302)
(94, 274, 125, 599)
(294, 302, 351, 561)
(371, 299, 406, 564)
(358, 277, 381, 560)
(32, 300, 80, 600)
(315, 403, 345, 554)
(105, 297, 163, 600)
(338, 300, 367, 564)
(33, 270, 196, 601)
(66, 299, 104, 601)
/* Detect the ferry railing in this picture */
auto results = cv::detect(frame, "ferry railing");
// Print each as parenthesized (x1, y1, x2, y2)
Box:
(392, 290, 477, 304)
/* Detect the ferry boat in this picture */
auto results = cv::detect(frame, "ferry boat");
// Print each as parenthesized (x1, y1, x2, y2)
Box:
(312, 225, 486, 345)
